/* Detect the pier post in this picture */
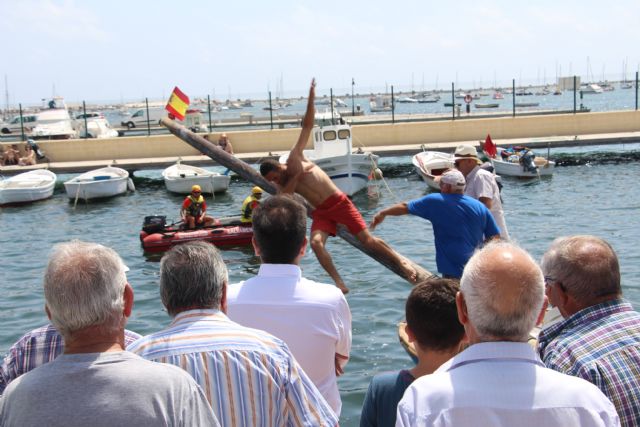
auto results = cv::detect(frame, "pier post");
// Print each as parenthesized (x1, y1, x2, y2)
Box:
(512, 79, 515, 117)
(18, 103, 25, 142)
(82, 101, 88, 139)
(573, 76, 577, 114)
(330, 88, 335, 125)
(145, 98, 151, 136)
(451, 82, 455, 120)
(636, 72, 638, 111)
(160, 118, 436, 286)
(268, 91, 273, 130)
(391, 85, 395, 124)
(351, 78, 355, 117)
(207, 95, 212, 131)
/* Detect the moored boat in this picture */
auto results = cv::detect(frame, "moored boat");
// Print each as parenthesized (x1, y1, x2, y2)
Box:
(140, 215, 253, 253)
(0, 169, 57, 206)
(63, 166, 133, 200)
(162, 161, 231, 194)
(475, 103, 499, 109)
(412, 150, 454, 190)
(486, 146, 555, 178)
(279, 123, 378, 196)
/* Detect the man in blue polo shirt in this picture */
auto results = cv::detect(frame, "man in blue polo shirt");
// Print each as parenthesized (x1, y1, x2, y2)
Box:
(370, 169, 500, 278)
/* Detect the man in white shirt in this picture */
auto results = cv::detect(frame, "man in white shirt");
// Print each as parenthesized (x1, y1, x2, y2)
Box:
(453, 144, 509, 239)
(227, 195, 352, 415)
(396, 241, 619, 427)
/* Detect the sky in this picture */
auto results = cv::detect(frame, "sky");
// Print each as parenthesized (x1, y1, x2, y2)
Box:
(2, 0, 640, 106)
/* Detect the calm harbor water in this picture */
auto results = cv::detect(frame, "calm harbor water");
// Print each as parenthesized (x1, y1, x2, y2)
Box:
(1, 144, 639, 426)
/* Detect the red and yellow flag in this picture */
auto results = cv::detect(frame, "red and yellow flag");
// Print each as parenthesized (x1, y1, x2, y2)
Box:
(165, 86, 190, 120)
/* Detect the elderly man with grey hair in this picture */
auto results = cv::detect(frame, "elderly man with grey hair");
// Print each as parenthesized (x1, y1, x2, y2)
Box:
(128, 241, 338, 427)
(396, 241, 620, 427)
(538, 235, 640, 427)
(0, 240, 219, 427)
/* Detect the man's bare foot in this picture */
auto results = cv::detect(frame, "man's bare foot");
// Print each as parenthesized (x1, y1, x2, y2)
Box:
(400, 259, 418, 283)
(336, 281, 350, 294)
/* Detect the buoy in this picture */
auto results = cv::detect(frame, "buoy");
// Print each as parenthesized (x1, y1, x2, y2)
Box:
(372, 168, 383, 180)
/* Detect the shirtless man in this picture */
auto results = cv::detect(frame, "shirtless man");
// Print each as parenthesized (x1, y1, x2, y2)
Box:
(2, 144, 20, 166)
(218, 133, 234, 154)
(260, 79, 416, 293)
(18, 144, 36, 166)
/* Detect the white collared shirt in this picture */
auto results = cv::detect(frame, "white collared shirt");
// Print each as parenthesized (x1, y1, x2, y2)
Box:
(396, 342, 619, 427)
(465, 166, 509, 239)
(227, 264, 352, 415)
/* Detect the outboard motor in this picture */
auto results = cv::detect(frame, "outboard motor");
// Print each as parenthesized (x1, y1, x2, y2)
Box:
(519, 150, 538, 173)
(142, 215, 166, 233)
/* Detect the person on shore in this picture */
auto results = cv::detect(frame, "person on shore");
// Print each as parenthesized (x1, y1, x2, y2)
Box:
(240, 186, 262, 223)
(538, 235, 640, 427)
(227, 195, 352, 415)
(218, 133, 234, 154)
(260, 78, 416, 293)
(396, 241, 619, 426)
(360, 278, 465, 427)
(0, 240, 219, 426)
(0, 324, 141, 395)
(18, 144, 36, 166)
(128, 241, 338, 427)
(370, 170, 500, 279)
(180, 184, 214, 229)
(453, 144, 509, 239)
(2, 144, 19, 166)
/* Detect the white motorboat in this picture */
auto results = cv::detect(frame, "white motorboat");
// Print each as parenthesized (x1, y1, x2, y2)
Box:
(369, 96, 392, 112)
(487, 147, 555, 178)
(279, 123, 378, 196)
(162, 161, 231, 194)
(0, 169, 57, 205)
(412, 151, 454, 190)
(30, 97, 77, 139)
(64, 166, 133, 200)
(580, 83, 604, 94)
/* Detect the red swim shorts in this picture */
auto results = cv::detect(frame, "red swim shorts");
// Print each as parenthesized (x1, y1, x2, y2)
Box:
(311, 192, 367, 236)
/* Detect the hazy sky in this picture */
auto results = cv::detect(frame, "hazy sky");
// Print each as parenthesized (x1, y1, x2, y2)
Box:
(2, 0, 640, 105)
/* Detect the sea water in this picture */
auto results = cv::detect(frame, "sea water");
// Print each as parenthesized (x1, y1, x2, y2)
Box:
(1, 145, 639, 426)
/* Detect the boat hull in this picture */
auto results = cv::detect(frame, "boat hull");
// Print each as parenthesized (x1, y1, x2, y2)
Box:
(140, 218, 253, 253)
(163, 163, 231, 194)
(412, 151, 454, 190)
(312, 153, 378, 196)
(64, 166, 130, 200)
(489, 149, 555, 178)
(0, 170, 57, 205)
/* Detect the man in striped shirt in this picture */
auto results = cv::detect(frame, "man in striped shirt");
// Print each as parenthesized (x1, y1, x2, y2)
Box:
(128, 241, 337, 427)
(538, 235, 640, 427)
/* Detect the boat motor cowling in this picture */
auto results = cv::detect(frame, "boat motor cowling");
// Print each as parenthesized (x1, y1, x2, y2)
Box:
(519, 150, 538, 173)
(142, 215, 166, 233)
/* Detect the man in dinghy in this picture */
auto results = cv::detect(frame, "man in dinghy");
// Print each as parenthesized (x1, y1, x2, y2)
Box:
(180, 184, 214, 229)
(260, 78, 416, 293)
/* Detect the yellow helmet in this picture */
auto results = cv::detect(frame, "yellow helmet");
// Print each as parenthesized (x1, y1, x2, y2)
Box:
(252, 186, 263, 194)
(191, 185, 202, 192)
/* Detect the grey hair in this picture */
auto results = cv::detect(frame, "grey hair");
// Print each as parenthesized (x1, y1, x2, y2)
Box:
(461, 240, 544, 342)
(160, 241, 228, 316)
(541, 235, 621, 305)
(44, 240, 127, 337)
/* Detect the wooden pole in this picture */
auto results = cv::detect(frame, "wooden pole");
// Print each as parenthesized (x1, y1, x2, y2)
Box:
(160, 118, 437, 285)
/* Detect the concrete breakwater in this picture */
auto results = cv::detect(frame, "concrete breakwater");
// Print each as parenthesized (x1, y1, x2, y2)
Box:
(1, 110, 639, 175)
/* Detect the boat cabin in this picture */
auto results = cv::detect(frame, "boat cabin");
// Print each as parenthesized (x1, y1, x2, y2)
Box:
(312, 125, 352, 158)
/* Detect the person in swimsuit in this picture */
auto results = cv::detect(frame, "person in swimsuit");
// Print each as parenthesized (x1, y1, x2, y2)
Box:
(260, 79, 416, 293)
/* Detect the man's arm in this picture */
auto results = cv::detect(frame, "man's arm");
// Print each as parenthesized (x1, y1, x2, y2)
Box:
(479, 196, 493, 210)
(286, 79, 316, 176)
(370, 202, 410, 231)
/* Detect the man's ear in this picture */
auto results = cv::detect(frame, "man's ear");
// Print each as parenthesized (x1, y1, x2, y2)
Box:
(536, 296, 549, 326)
(456, 291, 469, 326)
(123, 283, 134, 318)
(45, 305, 52, 320)
(405, 323, 416, 343)
(220, 281, 228, 314)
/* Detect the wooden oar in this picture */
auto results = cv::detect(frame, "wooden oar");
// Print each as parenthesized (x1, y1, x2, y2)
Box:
(160, 118, 436, 285)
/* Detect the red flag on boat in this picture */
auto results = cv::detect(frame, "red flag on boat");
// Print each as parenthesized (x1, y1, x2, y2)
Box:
(165, 86, 190, 121)
(484, 134, 497, 157)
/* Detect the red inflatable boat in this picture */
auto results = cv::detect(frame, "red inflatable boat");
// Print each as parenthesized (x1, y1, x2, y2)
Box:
(140, 215, 253, 253)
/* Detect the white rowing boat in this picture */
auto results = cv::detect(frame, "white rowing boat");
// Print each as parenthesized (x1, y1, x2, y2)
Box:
(0, 169, 57, 205)
(64, 166, 133, 200)
(162, 161, 231, 194)
(412, 151, 454, 190)
(488, 147, 555, 178)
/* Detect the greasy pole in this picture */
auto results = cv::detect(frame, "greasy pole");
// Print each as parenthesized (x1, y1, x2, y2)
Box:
(161, 118, 436, 285)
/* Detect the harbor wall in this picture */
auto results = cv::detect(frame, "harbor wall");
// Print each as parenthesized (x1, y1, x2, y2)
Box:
(4, 110, 640, 162)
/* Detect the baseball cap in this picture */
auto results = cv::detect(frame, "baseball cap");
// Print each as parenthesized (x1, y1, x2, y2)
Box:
(440, 170, 466, 189)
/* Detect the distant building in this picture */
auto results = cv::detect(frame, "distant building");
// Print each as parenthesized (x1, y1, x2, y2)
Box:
(557, 76, 581, 91)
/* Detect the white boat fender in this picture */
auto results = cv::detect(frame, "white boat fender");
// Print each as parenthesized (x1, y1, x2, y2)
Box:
(369, 168, 383, 180)
(127, 178, 136, 192)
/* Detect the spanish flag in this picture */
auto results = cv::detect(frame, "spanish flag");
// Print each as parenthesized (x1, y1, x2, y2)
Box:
(165, 86, 190, 120)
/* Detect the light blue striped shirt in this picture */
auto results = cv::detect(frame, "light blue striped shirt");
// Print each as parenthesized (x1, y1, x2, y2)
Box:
(128, 309, 337, 427)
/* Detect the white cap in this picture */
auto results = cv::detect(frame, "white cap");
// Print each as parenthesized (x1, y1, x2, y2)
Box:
(440, 170, 466, 189)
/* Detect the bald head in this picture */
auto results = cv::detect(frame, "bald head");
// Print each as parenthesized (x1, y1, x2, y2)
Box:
(460, 241, 545, 342)
(541, 235, 621, 307)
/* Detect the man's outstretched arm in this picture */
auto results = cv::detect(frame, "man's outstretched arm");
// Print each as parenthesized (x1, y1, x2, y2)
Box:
(287, 78, 316, 172)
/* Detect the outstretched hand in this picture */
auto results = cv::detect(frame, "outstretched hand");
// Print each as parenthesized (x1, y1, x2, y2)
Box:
(301, 78, 316, 130)
(369, 213, 385, 231)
